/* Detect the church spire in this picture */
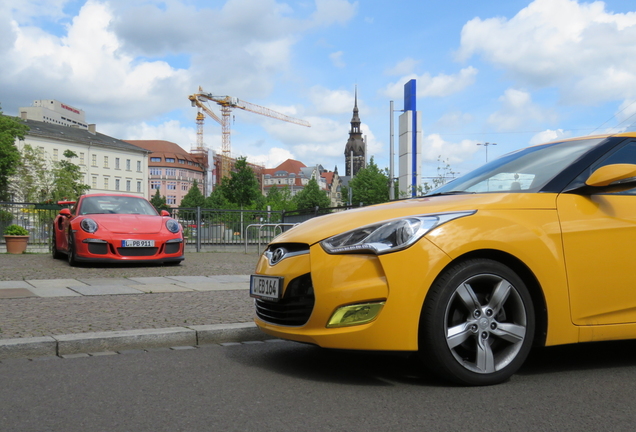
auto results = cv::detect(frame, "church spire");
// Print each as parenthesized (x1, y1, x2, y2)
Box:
(344, 86, 366, 177)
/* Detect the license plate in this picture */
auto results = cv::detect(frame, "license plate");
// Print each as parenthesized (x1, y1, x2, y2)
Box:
(250, 275, 283, 301)
(121, 240, 155, 247)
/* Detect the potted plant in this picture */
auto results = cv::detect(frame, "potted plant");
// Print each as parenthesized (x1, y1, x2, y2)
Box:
(3, 224, 30, 254)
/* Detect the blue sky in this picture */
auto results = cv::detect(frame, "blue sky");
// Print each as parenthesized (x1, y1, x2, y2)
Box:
(2, 0, 636, 182)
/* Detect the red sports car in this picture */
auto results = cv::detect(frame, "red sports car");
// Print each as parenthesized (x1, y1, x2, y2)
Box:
(52, 193, 185, 266)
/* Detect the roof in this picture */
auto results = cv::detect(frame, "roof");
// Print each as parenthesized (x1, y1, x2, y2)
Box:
(21, 119, 149, 154)
(261, 159, 307, 176)
(125, 140, 205, 172)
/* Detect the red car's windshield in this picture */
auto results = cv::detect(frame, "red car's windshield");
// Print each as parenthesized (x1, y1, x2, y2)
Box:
(79, 196, 159, 216)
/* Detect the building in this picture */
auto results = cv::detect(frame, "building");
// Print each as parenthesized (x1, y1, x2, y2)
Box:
(343, 89, 366, 177)
(125, 140, 206, 207)
(261, 159, 342, 206)
(19, 100, 89, 130)
(11, 118, 149, 200)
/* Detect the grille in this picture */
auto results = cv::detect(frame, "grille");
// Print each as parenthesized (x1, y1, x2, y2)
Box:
(117, 247, 158, 257)
(87, 243, 108, 255)
(255, 273, 314, 326)
(165, 243, 181, 254)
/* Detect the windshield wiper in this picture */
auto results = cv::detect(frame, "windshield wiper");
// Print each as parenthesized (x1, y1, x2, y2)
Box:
(425, 191, 474, 197)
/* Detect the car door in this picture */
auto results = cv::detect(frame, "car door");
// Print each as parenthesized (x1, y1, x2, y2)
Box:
(557, 140, 636, 326)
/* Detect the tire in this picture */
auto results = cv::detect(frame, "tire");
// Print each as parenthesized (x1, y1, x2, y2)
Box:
(67, 234, 78, 267)
(51, 232, 64, 260)
(419, 258, 535, 386)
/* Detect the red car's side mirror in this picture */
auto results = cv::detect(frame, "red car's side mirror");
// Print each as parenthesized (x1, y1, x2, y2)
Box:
(60, 208, 72, 217)
(160, 210, 171, 216)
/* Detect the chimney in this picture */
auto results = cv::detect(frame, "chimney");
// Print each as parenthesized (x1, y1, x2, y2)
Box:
(88, 124, 96, 134)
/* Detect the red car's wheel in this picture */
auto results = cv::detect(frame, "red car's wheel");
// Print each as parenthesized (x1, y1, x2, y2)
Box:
(67, 234, 78, 267)
(51, 227, 64, 260)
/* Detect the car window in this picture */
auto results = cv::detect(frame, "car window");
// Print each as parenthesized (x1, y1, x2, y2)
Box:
(430, 138, 602, 195)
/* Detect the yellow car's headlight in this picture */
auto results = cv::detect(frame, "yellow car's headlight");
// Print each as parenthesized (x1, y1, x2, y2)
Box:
(320, 211, 475, 255)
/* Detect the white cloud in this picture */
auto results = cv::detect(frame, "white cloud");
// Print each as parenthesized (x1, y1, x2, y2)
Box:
(385, 57, 420, 76)
(381, 67, 477, 99)
(310, 0, 358, 27)
(308, 86, 356, 115)
(488, 88, 556, 131)
(422, 133, 480, 165)
(457, 0, 636, 103)
(329, 51, 346, 68)
(247, 147, 297, 168)
(529, 129, 570, 145)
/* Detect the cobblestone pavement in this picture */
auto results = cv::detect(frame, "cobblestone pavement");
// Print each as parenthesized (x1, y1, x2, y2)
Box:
(0, 252, 261, 339)
(0, 251, 260, 281)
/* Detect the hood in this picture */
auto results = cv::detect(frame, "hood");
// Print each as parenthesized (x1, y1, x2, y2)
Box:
(275, 193, 558, 245)
(89, 215, 165, 234)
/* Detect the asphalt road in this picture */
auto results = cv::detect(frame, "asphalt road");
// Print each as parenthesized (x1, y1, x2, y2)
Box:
(2, 339, 636, 431)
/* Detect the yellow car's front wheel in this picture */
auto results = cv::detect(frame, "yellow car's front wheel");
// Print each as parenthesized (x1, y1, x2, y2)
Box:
(419, 258, 535, 386)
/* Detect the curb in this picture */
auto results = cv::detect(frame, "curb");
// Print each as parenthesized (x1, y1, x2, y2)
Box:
(0, 322, 270, 360)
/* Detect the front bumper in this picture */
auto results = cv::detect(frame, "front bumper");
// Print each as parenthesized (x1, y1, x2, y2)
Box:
(253, 239, 451, 351)
(73, 233, 185, 263)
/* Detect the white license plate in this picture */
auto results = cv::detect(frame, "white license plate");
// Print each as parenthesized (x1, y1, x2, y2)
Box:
(250, 275, 283, 301)
(121, 240, 155, 247)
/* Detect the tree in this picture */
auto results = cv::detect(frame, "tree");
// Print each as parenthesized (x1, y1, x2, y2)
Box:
(265, 185, 296, 212)
(349, 157, 389, 206)
(180, 179, 205, 208)
(51, 150, 90, 201)
(150, 188, 170, 212)
(10, 144, 53, 202)
(205, 187, 234, 210)
(220, 156, 261, 208)
(0, 111, 29, 201)
(294, 178, 330, 210)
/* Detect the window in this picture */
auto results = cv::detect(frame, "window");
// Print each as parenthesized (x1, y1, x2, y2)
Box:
(182, 184, 189, 191)
(167, 182, 177, 190)
(137, 161, 141, 172)
(167, 195, 176, 205)
(150, 157, 161, 162)
(179, 159, 185, 164)
(53, 149, 59, 161)
(166, 158, 175, 163)
(137, 181, 142, 193)
(126, 180, 131, 191)
(115, 158, 120, 169)
(103, 177, 109, 189)
(166, 168, 176, 176)
(92, 177, 97, 188)
(104, 156, 109, 168)
(80, 153, 85, 165)
(92, 154, 97, 167)
(150, 168, 162, 176)
(126, 159, 131, 170)
(115, 179, 120, 190)
(150, 181, 161, 189)
(179, 170, 187, 177)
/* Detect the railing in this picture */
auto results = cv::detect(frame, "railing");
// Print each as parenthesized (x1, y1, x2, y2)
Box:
(1, 202, 362, 254)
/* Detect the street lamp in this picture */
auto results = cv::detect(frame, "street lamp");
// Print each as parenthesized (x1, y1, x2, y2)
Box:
(477, 142, 497, 163)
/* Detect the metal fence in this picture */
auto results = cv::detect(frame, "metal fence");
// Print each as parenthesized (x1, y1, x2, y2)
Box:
(0, 202, 361, 254)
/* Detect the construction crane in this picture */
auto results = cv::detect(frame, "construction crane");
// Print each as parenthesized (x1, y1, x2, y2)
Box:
(188, 87, 311, 180)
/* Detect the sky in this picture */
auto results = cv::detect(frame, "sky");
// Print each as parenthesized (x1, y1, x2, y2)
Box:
(2, 0, 636, 181)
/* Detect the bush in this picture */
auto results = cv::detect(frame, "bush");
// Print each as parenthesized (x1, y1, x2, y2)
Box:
(3, 224, 29, 236)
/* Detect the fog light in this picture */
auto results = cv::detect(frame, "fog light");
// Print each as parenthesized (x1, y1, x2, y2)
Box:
(327, 302, 385, 328)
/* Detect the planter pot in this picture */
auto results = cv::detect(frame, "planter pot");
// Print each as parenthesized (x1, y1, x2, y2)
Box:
(4, 235, 29, 254)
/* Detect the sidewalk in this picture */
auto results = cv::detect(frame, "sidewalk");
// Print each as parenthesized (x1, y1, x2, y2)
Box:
(0, 275, 270, 361)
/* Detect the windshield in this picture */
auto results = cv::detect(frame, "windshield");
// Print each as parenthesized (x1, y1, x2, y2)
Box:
(79, 196, 159, 215)
(428, 138, 604, 195)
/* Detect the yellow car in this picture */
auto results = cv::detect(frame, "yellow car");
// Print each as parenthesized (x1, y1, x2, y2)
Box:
(250, 133, 636, 385)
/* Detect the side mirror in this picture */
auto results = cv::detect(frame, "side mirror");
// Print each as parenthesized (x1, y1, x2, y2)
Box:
(160, 210, 171, 216)
(59, 208, 72, 218)
(585, 163, 636, 193)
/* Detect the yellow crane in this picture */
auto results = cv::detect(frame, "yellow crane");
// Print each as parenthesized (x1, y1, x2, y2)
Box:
(188, 87, 311, 180)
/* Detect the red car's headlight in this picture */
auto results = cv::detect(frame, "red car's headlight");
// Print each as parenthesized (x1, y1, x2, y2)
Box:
(80, 218, 98, 233)
(166, 219, 180, 234)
